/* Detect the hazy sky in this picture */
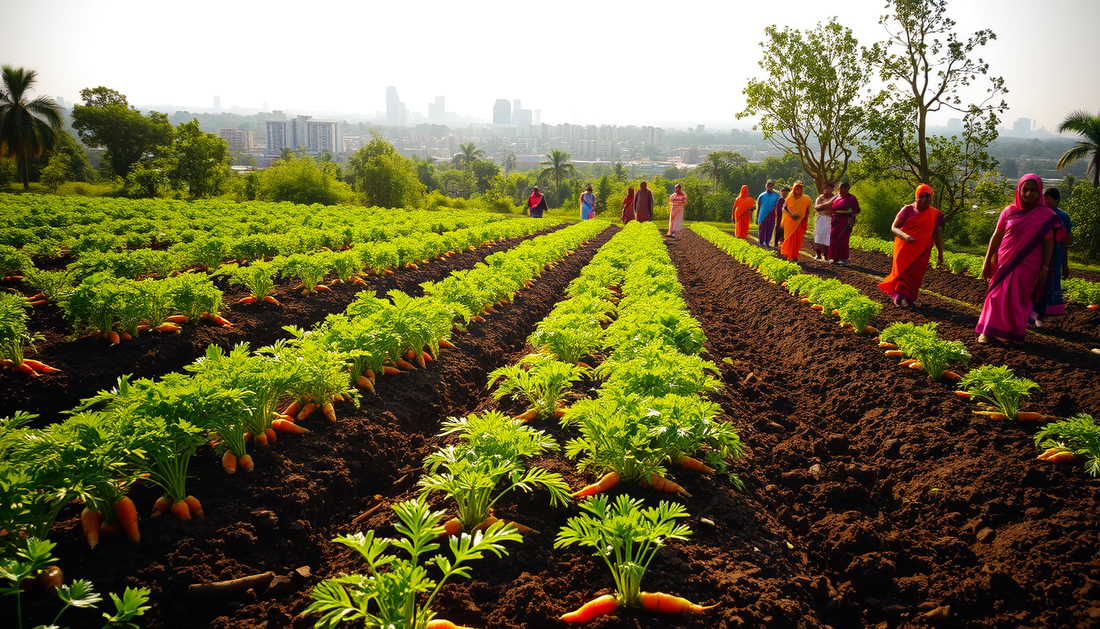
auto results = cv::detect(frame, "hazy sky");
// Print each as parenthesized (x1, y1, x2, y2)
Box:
(3, 0, 1098, 130)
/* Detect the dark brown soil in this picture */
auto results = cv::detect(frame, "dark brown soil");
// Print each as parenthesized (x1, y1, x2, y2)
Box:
(0, 226, 564, 423)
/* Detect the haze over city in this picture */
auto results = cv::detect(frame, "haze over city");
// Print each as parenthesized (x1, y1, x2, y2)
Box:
(3, 0, 1099, 132)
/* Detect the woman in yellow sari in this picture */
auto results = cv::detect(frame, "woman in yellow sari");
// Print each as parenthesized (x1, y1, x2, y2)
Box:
(779, 182, 811, 261)
(732, 185, 754, 239)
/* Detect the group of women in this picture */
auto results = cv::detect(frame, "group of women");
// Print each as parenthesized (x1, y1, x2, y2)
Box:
(735, 180, 862, 265)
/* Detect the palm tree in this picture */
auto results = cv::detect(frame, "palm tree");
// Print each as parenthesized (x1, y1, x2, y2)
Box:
(611, 162, 627, 181)
(540, 150, 575, 204)
(695, 151, 746, 193)
(0, 66, 64, 190)
(1057, 110, 1100, 187)
(501, 151, 517, 174)
(454, 142, 485, 169)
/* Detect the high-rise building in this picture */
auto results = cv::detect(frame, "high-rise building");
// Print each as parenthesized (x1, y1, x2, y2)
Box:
(213, 96, 222, 112)
(1012, 117, 1033, 135)
(494, 99, 512, 124)
(220, 129, 254, 152)
(267, 111, 290, 154)
(387, 87, 408, 126)
(264, 111, 343, 155)
(428, 96, 446, 124)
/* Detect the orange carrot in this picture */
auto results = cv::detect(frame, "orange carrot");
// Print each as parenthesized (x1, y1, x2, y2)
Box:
(484, 306, 498, 315)
(863, 326, 880, 335)
(263, 295, 280, 305)
(899, 358, 917, 367)
(1042, 450, 1079, 464)
(171, 500, 191, 521)
(972, 411, 1007, 420)
(283, 399, 303, 418)
(254, 432, 268, 447)
(1015, 411, 1047, 422)
(356, 375, 376, 393)
(908, 361, 924, 370)
(470, 315, 485, 323)
(405, 262, 419, 270)
(322, 402, 336, 423)
(364, 368, 376, 383)
(1089, 304, 1099, 310)
(81, 508, 102, 550)
(314, 284, 331, 292)
(560, 594, 618, 623)
(799, 297, 811, 304)
(643, 474, 691, 497)
(395, 358, 416, 370)
(264, 428, 277, 443)
(222, 450, 238, 474)
(108, 331, 121, 345)
(940, 370, 964, 381)
(513, 408, 537, 422)
(638, 591, 717, 614)
(442, 517, 463, 537)
(208, 314, 232, 327)
(351, 276, 367, 286)
(554, 407, 568, 419)
(28, 299, 46, 307)
(577, 360, 593, 369)
(152, 495, 172, 517)
(830, 309, 840, 317)
(571, 471, 620, 498)
(416, 351, 427, 368)
(238, 454, 254, 472)
(27, 292, 45, 301)
(238, 296, 256, 305)
(155, 322, 181, 333)
(272, 419, 310, 434)
(114, 496, 140, 544)
(184, 495, 204, 518)
(22, 359, 59, 373)
(119, 332, 132, 341)
(811, 304, 824, 311)
(12, 362, 37, 377)
(884, 350, 904, 358)
(425, 621, 473, 629)
(164, 315, 190, 324)
(954, 390, 972, 400)
(297, 402, 317, 421)
(473, 516, 539, 535)
(383, 269, 395, 276)
(380, 365, 400, 376)
(675, 456, 716, 474)
(878, 342, 898, 349)
(439, 338, 456, 349)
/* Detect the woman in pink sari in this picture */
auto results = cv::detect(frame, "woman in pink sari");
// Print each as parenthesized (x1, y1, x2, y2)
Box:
(975, 174, 1065, 344)
(667, 183, 687, 237)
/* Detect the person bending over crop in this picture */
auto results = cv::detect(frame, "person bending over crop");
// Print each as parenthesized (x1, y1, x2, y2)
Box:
(878, 184, 944, 308)
(976, 174, 1065, 345)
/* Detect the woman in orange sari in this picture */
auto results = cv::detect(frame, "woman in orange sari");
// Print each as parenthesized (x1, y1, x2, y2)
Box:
(732, 185, 754, 239)
(878, 184, 944, 307)
(779, 182, 811, 261)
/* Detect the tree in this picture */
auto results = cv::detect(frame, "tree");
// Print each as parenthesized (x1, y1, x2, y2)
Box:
(470, 159, 500, 194)
(0, 66, 65, 189)
(861, 0, 1007, 226)
(71, 86, 174, 178)
(170, 119, 230, 198)
(1064, 183, 1100, 259)
(348, 132, 425, 208)
(611, 162, 627, 182)
(258, 154, 353, 205)
(539, 150, 576, 207)
(694, 151, 747, 193)
(454, 142, 485, 169)
(39, 151, 70, 192)
(501, 151, 517, 174)
(739, 19, 870, 191)
(1056, 110, 1100, 187)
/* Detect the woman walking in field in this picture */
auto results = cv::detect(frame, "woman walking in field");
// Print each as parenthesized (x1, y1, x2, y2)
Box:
(812, 182, 835, 260)
(580, 184, 596, 220)
(732, 185, 755, 239)
(528, 186, 548, 218)
(667, 183, 687, 237)
(878, 183, 944, 308)
(779, 182, 811, 261)
(621, 186, 636, 224)
(828, 181, 860, 265)
(975, 174, 1065, 345)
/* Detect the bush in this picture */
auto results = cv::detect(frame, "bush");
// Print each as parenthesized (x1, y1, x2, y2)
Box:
(1065, 183, 1100, 260)
(851, 179, 913, 240)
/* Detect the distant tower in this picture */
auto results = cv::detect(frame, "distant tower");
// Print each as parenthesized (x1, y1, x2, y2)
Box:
(429, 96, 446, 124)
(387, 87, 407, 126)
(213, 96, 221, 112)
(493, 99, 512, 125)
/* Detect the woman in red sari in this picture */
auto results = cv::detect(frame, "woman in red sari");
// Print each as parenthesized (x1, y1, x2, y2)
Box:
(621, 186, 636, 224)
(878, 184, 944, 307)
(732, 185, 754, 239)
(975, 174, 1065, 345)
(779, 182, 811, 261)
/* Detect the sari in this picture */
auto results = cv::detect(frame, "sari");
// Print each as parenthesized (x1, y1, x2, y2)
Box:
(976, 174, 1065, 342)
(668, 190, 687, 235)
(878, 185, 943, 302)
(829, 192, 860, 260)
(528, 192, 547, 218)
(779, 184, 811, 261)
(1035, 209, 1072, 316)
(622, 191, 636, 224)
(733, 185, 754, 238)
(757, 190, 781, 245)
(580, 191, 596, 220)
(634, 186, 653, 222)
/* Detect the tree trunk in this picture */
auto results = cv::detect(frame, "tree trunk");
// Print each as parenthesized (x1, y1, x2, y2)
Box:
(20, 152, 30, 190)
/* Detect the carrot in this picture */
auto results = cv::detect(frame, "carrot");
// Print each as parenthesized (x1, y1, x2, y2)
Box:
(28, 299, 47, 307)
(470, 315, 485, 323)
(382, 365, 401, 376)
(28, 293, 45, 301)
(184, 495, 204, 518)
(119, 332, 132, 341)
(1015, 411, 1047, 422)
(638, 591, 717, 614)
(356, 375, 376, 393)
(416, 351, 427, 368)
(1089, 304, 1099, 310)
(405, 262, 419, 270)
(560, 594, 618, 623)
(238, 454, 254, 472)
(954, 390, 972, 400)
(799, 297, 811, 304)
(254, 432, 268, 447)
(171, 500, 191, 521)
(314, 284, 331, 292)
(1042, 450, 1079, 464)
(878, 342, 898, 349)
(155, 322, 181, 333)
(297, 402, 317, 421)
(108, 331, 121, 345)
(439, 338, 456, 349)
(863, 326, 880, 335)
(152, 495, 172, 517)
(383, 269, 395, 276)
(571, 471, 620, 498)
(643, 474, 691, 497)
(425, 620, 473, 629)
(273, 419, 310, 434)
(322, 401, 337, 423)
(114, 496, 140, 544)
(811, 304, 824, 311)
(208, 314, 232, 327)
(830, 309, 840, 317)
(884, 350, 905, 358)
(364, 368, 376, 383)
(513, 408, 537, 422)
(187, 572, 276, 597)
(264, 428, 277, 443)
(554, 407, 568, 419)
(442, 517, 463, 537)
(395, 358, 416, 370)
(473, 516, 539, 535)
(222, 450, 238, 474)
(4, 275, 23, 281)
(164, 315, 190, 324)
(899, 358, 917, 367)
(940, 370, 964, 381)
(675, 456, 716, 474)
(238, 296, 256, 305)
(262, 295, 280, 305)
(908, 361, 924, 370)
(283, 399, 303, 418)
(351, 276, 367, 286)
(22, 359, 59, 373)
(81, 508, 102, 549)
(484, 306, 498, 315)
(972, 411, 1007, 420)
(12, 362, 37, 377)
(136, 324, 149, 333)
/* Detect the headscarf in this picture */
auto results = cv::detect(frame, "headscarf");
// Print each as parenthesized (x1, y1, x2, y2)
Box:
(737, 185, 750, 199)
(623, 187, 635, 205)
(915, 183, 934, 202)
(1011, 174, 1047, 212)
(528, 188, 543, 208)
(791, 182, 804, 199)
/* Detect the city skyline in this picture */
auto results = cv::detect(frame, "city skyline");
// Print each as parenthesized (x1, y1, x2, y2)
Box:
(3, 0, 1098, 133)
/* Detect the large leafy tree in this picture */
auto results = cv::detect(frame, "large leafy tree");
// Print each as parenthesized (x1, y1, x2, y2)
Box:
(0, 66, 64, 190)
(694, 150, 747, 193)
(539, 149, 575, 206)
(170, 119, 230, 198)
(739, 19, 869, 191)
(71, 86, 174, 178)
(1056, 110, 1100, 187)
(348, 132, 425, 208)
(861, 0, 1006, 226)
(453, 142, 485, 169)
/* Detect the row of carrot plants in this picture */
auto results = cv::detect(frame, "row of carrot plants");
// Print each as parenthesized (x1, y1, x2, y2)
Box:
(848, 234, 1100, 308)
(303, 223, 744, 628)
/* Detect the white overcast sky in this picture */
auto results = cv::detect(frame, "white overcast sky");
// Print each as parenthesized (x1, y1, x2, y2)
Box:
(3, 0, 1098, 130)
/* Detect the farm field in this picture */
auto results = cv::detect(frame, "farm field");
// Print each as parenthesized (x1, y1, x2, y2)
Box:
(3, 208, 1100, 629)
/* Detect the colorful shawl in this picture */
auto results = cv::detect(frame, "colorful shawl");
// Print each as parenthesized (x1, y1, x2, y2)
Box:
(734, 185, 754, 238)
(878, 184, 941, 301)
